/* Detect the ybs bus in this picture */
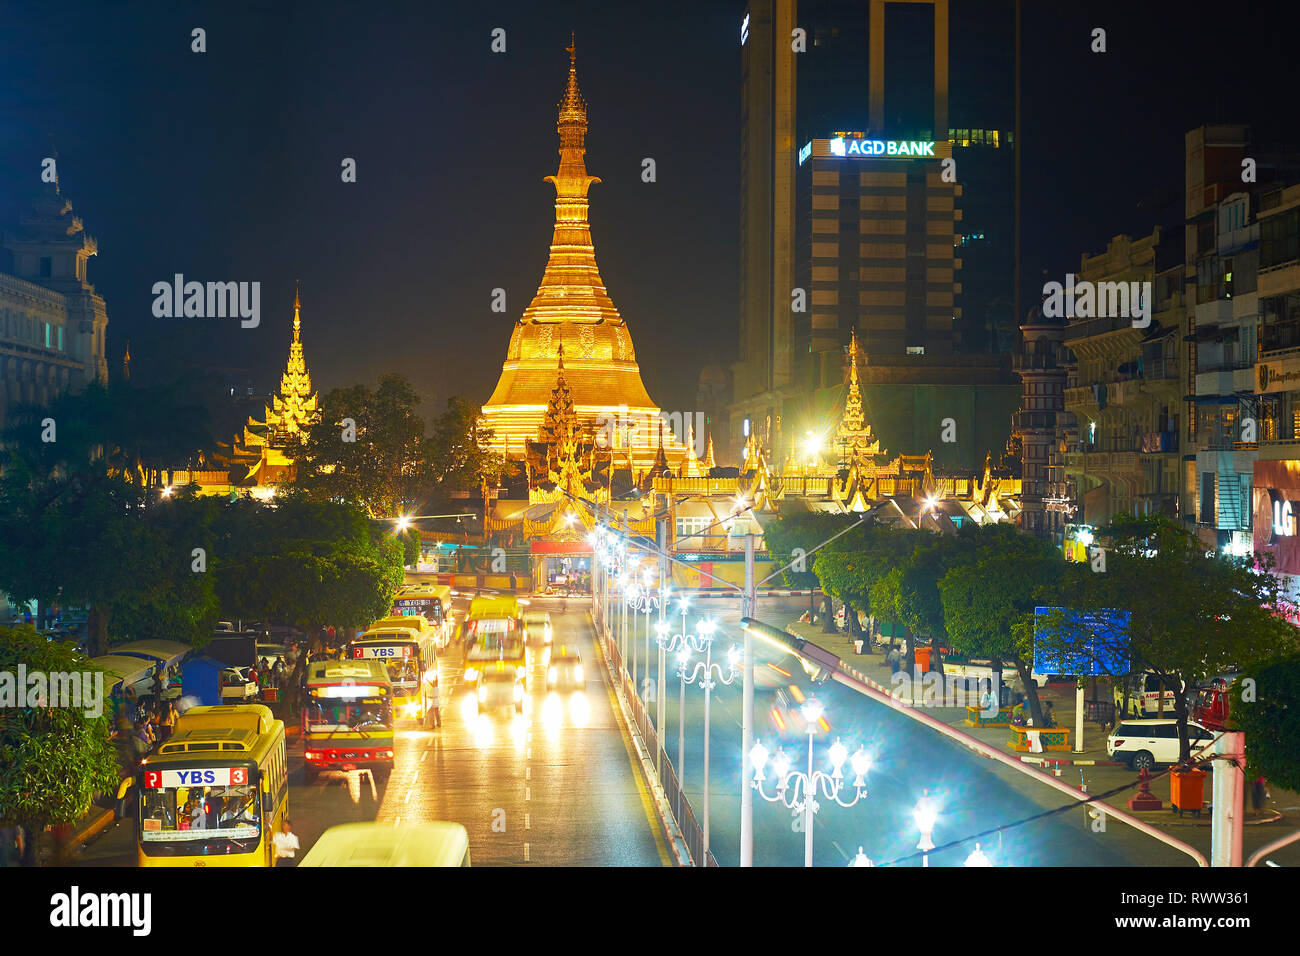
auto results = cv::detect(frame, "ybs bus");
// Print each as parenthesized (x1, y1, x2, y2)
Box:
(303, 660, 394, 781)
(391, 584, 455, 647)
(463, 595, 527, 690)
(348, 618, 439, 725)
(137, 704, 288, 867)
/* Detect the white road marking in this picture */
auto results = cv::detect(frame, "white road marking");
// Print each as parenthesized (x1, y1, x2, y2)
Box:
(525, 786, 531, 801)
(525, 766, 531, 781)
(525, 813, 531, 830)
(524, 842, 530, 862)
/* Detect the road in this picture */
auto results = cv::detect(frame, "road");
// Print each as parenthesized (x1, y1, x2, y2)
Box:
(78, 601, 667, 867)
(621, 595, 1300, 867)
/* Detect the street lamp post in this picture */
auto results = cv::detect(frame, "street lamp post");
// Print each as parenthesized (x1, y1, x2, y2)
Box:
(659, 619, 734, 861)
(750, 699, 872, 867)
(914, 794, 939, 868)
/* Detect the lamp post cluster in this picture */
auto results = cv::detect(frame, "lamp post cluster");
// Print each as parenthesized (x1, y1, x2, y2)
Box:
(656, 615, 737, 858)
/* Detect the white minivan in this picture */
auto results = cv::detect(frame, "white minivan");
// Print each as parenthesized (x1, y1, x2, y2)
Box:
(1106, 719, 1215, 771)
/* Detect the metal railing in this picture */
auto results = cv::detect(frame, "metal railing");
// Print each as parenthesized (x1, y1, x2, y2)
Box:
(599, 613, 717, 866)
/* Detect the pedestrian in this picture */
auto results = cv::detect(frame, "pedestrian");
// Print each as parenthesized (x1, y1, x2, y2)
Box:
(887, 645, 900, 675)
(159, 702, 176, 743)
(1251, 775, 1267, 812)
(428, 678, 442, 730)
(273, 819, 300, 867)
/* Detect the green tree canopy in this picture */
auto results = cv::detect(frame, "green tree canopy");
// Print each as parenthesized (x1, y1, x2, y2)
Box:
(0, 626, 120, 863)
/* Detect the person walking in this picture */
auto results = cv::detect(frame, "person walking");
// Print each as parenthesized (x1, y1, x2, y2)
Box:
(427, 678, 442, 730)
(273, 819, 300, 867)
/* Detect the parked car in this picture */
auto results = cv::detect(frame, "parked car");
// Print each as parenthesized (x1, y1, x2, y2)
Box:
(220, 666, 259, 700)
(1106, 719, 1215, 771)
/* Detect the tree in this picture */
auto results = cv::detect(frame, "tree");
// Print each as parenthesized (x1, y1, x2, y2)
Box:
(1060, 515, 1298, 763)
(291, 375, 430, 517)
(939, 525, 1063, 726)
(0, 626, 120, 865)
(764, 512, 860, 631)
(213, 495, 404, 637)
(1230, 652, 1300, 792)
(813, 522, 905, 653)
(426, 397, 508, 509)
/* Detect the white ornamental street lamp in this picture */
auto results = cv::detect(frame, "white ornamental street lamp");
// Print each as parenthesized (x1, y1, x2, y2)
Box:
(665, 619, 734, 862)
(750, 700, 872, 867)
(913, 794, 939, 867)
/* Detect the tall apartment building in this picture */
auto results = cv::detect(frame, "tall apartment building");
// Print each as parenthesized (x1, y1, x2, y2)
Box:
(734, 0, 1017, 471)
(1014, 303, 1075, 542)
(1061, 228, 1186, 529)
(1252, 181, 1300, 606)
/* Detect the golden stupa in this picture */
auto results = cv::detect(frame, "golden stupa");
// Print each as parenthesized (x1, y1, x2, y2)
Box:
(480, 38, 684, 470)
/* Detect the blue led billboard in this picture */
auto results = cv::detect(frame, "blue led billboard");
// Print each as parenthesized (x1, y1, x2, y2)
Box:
(1032, 606, 1131, 677)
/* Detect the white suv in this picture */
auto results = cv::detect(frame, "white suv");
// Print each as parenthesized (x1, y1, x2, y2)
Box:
(1107, 719, 1215, 771)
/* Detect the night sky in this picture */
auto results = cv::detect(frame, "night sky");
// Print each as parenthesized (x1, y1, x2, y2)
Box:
(2, 0, 1297, 423)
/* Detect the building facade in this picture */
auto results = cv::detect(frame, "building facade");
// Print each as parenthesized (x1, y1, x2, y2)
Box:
(1, 178, 108, 426)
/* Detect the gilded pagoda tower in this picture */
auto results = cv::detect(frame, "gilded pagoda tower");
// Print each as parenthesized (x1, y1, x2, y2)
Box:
(480, 39, 684, 470)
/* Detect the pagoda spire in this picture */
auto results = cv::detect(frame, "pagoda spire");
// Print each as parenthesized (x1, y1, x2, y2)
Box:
(122, 339, 131, 382)
(268, 287, 319, 441)
(703, 432, 716, 471)
(836, 327, 882, 457)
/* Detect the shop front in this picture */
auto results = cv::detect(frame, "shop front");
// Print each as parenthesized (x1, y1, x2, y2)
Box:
(1252, 459, 1300, 606)
(530, 541, 593, 595)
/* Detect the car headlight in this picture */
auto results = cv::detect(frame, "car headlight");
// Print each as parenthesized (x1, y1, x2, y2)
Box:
(573, 665, 582, 682)
(516, 665, 526, 680)
(464, 667, 478, 682)
(477, 685, 486, 702)
(549, 667, 558, 683)
(404, 703, 420, 717)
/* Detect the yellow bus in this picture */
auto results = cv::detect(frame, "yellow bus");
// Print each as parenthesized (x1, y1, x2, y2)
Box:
(299, 821, 470, 867)
(348, 618, 439, 725)
(303, 660, 394, 781)
(463, 595, 526, 689)
(136, 704, 288, 867)
(392, 583, 455, 647)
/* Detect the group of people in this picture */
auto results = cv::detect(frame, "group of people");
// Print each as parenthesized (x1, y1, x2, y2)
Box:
(251, 655, 288, 691)
(115, 695, 178, 768)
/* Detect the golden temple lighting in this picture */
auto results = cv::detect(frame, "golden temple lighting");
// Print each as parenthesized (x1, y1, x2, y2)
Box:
(479, 37, 685, 470)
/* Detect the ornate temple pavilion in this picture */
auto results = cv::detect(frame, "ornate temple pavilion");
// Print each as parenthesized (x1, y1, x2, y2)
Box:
(171, 287, 319, 497)
(479, 40, 687, 471)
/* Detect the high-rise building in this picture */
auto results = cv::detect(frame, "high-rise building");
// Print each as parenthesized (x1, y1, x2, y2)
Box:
(1013, 303, 1075, 542)
(480, 42, 685, 470)
(733, 0, 1017, 471)
(1, 173, 108, 426)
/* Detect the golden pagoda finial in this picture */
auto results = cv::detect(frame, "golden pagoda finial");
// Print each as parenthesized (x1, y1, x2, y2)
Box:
(293, 280, 301, 338)
(122, 339, 131, 382)
(703, 432, 716, 471)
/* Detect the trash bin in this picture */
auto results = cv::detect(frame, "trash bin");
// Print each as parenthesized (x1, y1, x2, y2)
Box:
(915, 647, 932, 672)
(1170, 766, 1206, 817)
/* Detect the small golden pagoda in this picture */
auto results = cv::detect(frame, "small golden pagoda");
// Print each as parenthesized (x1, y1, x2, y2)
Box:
(480, 37, 685, 470)
(184, 288, 320, 495)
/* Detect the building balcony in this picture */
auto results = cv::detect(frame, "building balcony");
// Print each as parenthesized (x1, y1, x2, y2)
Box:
(1014, 409, 1060, 431)
(1140, 431, 1177, 453)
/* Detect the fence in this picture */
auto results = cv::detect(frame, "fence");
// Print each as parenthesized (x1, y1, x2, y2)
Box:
(599, 607, 718, 866)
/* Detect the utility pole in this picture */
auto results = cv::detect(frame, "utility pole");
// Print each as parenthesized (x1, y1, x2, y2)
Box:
(1211, 731, 1245, 866)
(740, 533, 756, 867)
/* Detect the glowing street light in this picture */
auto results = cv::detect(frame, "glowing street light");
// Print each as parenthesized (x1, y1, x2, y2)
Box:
(750, 700, 871, 866)
(964, 843, 992, 867)
(913, 794, 939, 867)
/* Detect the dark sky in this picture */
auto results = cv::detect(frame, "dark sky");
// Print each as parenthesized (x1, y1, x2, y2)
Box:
(2, 0, 1297, 422)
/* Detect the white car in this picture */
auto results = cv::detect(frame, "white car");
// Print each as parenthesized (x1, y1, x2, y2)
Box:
(220, 667, 259, 701)
(1106, 719, 1215, 771)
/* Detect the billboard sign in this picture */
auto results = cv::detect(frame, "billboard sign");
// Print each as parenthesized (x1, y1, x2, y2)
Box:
(1033, 606, 1130, 676)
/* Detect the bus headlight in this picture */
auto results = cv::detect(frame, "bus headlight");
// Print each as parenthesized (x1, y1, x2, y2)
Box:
(477, 685, 486, 702)
(573, 665, 582, 682)
(514, 684, 524, 701)
(516, 665, 526, 680)
(464, 667, 478, 683)
(404, 703, 420, 717)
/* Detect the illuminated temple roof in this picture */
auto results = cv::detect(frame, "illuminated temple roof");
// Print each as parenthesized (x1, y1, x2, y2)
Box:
(480, 38, 684, 469)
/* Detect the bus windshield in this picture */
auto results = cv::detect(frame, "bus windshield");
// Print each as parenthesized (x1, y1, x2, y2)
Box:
(306, 699, 390, 733)
(350, 643, 422, 690)
(468, 635, 524, 660)
(139, 776, 261, 857)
